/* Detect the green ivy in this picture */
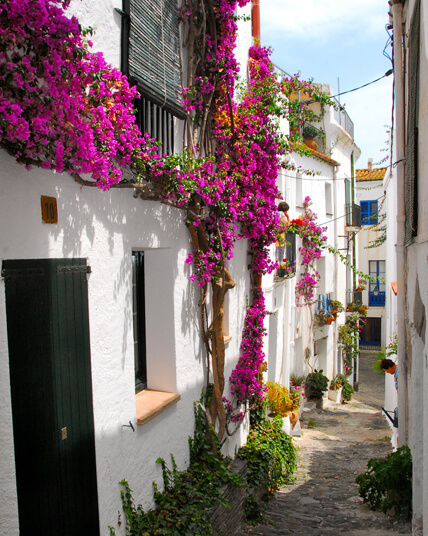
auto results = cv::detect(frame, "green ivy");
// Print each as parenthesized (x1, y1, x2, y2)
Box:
(237, 418, 298, 496)
(341, 380, 354, 402)
(111, 400, 299, 535)
(356, 446, 412, 518)
(111, 401, 241, 536)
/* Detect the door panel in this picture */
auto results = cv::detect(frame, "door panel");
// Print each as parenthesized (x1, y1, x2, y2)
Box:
(3, 259, 99, 535)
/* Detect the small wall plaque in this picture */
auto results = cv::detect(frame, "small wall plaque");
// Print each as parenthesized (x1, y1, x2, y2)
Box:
(41, 196, 58, 224)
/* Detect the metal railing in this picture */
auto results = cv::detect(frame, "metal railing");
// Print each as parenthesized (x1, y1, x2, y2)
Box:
(369, 291, 386, 307)
(345, 203, 362, 228)
(333, 97, 354, 139)
(346, 289, 363, 306)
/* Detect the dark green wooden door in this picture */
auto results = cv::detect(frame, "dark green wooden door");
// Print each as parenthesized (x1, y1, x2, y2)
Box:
(3, 259, 99, 535)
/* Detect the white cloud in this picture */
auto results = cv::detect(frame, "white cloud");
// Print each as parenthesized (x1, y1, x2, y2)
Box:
(260, 0, 387, 42)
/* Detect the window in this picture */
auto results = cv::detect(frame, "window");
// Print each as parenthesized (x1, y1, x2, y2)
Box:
(132, 251, 147, 393)
(118, 0, 185, 154)
(360, 200, 378, 225)
(325, 183, 332, 214)
(369, 260, 386, 306)
(296, 173, 303, 207)
(132, 249, 180, 424)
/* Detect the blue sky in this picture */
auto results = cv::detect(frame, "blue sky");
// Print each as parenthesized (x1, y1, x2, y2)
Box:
(259, 0, 393, 170)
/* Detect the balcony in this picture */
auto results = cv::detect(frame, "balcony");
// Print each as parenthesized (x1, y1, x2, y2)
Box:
(346, 289, 363, 307)
(334, 98, 354, 139)
(345, 203, 361, 231)
(369, 291, 386, 307)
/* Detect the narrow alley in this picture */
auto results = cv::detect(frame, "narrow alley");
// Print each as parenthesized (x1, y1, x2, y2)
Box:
(240, 351, 412, 536)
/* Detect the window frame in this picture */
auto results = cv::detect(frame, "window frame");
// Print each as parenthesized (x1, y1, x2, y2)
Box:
(360, 200, 379, 225)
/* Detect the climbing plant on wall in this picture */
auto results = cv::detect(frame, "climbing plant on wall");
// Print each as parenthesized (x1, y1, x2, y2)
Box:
(0, 0, 341, 443)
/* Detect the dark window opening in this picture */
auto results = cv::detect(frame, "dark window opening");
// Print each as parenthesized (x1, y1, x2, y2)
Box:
(132, 251, 147, 393)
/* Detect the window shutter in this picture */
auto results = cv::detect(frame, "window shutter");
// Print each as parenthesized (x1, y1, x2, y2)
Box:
(360, 201, 369, 224)
(370, 201, 378, 224)
(128, 0, 185, 119)
(405, 0, 420, 245)
(345, 178, 352, 225)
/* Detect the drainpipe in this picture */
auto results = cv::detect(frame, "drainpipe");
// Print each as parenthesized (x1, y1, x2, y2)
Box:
(350, 152, 359, 387)
(391, 0, 407, 446)
(333, 164, 339, 376)
(351, 153, 357, 291)
(251, 0, 260, 43)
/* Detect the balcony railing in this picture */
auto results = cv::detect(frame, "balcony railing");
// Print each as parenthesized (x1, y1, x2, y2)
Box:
(345, 203, 361, 230)
(334, 97, 354, 139)
(346, 289, 363, 306)
(369, 291, 386, 307)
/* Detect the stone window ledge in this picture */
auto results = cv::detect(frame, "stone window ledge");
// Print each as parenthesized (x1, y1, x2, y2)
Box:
(136, 389, 181, 426)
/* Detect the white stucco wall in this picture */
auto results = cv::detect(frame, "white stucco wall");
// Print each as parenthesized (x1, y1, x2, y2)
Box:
(392, 0, 428, 530)
(0, 148, 251, 534)
(0, 2, 256, 534)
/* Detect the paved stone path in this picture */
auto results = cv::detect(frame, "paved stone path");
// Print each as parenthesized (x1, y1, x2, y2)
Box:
(240, 352, 411, 536)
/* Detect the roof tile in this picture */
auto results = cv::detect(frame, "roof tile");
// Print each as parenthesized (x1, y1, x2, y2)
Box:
(356, 167, 387, 181)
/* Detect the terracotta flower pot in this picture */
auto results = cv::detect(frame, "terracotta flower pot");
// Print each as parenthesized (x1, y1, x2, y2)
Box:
(325, 316, 333, 325)
(304, 137, 318, 151)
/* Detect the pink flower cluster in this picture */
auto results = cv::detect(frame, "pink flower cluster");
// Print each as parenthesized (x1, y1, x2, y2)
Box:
(293, 196, 327, 306)
(229, 289, 267, 404)
(0, 0, 157, 189)
(185, 248, 221, 287)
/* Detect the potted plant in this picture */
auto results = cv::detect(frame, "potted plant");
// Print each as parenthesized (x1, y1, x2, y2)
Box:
(358, 304, 368, 317)
(328, 374, 344, 403)
(290, 374, 306, 411)
(314, 310, 326, 327)
(357, 277, 367, 291)
(302, 124, 319, 150)
(325, 314, 334, 325)
(328, 299, 344, 319)
(305, 369, 329, 408)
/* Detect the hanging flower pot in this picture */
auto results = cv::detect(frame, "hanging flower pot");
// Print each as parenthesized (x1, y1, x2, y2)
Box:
(325, 316, 334, 325)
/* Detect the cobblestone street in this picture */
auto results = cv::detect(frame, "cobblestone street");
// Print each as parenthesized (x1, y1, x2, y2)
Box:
(240, 351, 412, 536)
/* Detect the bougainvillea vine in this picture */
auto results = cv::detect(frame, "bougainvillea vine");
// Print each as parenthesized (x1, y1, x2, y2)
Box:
(1, 0, 341, 442)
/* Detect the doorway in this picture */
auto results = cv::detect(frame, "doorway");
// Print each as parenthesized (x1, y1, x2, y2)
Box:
(360, 316, 382, 346)
(3, 258, 99, 535)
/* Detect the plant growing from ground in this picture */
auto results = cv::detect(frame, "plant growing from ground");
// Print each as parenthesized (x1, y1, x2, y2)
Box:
(356, 446, 412, 518)
(2, 0, 342, 445)
(341, 380, 354, 402)
(238, 418, 298, 496)
(305, 369, 329, 400)
(338, 312, 366, 376)
(111, 401, 241, 535)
